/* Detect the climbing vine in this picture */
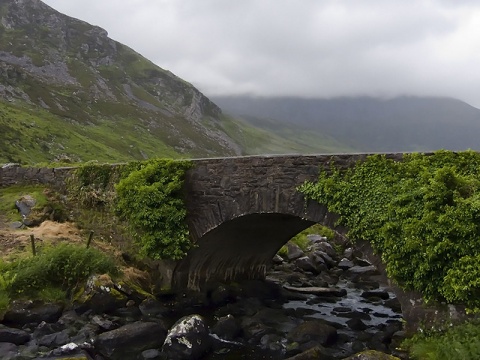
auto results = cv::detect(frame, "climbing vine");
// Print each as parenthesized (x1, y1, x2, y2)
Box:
(69, 159, 193, 261)
(299, 150, 480, 310)
(115, 159, 193, 260)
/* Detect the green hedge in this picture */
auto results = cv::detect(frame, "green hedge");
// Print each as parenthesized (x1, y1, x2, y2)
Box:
(299, 150, 480, 310)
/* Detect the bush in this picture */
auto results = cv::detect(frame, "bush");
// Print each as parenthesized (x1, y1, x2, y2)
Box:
(2, 243, 117, 297)
(115, 158, 192, 260)
(405, 321, 480, 359)
(299, 150, 480, 309)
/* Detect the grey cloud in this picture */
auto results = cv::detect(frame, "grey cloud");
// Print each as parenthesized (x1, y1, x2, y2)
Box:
(42, 0, 480, 107)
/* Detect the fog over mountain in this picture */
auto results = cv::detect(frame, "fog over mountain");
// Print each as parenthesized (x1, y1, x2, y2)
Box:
(212, 95, 480, 152)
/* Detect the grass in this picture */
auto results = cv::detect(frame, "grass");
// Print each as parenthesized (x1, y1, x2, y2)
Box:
(278, 224, 335, 257)
(0, 185, 51, 222)
(405, 321, 480, 359)
(219, 114, 354, 155)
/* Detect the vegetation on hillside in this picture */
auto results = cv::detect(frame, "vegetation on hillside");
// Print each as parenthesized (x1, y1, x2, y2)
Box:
(299, 150, 480, 310)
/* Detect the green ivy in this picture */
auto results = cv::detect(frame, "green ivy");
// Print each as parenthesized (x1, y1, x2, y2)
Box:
(299, 150, 480, 310)
(115, 158, 193, 260)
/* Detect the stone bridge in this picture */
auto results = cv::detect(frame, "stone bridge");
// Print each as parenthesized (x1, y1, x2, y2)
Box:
(2, 153, 467, 330)
(1, 153, 403, 290)
(175, 153, 403, 290)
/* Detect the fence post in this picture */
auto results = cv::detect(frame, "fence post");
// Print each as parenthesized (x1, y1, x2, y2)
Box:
(86, 230, 94, 248)
(30, 234, 36, 256)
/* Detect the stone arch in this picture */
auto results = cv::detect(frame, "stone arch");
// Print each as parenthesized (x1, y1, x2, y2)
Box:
(172, 199, 340, 290)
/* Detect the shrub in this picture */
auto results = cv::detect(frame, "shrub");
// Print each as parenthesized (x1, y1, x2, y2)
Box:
(115, 158, 192, 260)
(299, 150, 480, 309)
(3, 243, 117, 297)
(405, 321, 480, 359)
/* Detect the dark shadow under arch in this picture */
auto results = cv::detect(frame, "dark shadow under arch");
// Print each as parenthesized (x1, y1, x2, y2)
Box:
(172, 213, 316, 290)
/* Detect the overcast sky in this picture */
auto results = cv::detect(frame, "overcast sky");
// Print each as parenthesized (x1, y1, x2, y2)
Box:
(42, 0, 480, 108)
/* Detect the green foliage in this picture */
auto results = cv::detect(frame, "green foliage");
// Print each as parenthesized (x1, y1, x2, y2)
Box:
(0, 244, 117, 298)
(405, 321, 480, 359)
(278, 224, 335, 257)
(299, 150, 480, 309)
(115, 159, 193, 260)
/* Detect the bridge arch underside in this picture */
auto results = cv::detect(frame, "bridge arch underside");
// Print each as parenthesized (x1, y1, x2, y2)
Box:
(172, 211, 334, 291)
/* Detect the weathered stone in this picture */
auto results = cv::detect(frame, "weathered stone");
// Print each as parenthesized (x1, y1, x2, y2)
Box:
(343, 349, 401, 359)
(91, 315, 117, 331)
(287, 243, 305, 261)
(283, 285, 347, 297)
(211, 314, 241, 341)
(162, 314, 211, 360)
(0, 325, 31, 345)
(338, 258, 355, 270)
(37, 329, 70, 348)
(95, 321, 167, 360)
(287, 320, 337, 346)
(0, 342, 18, 360)
(311, 250, 336, 268)
(362, 290, 390, 300)
(139, 298, 169, 317)
(306, 234, 327, 243)
(295, 256, 319, 274)
(141, 348, 162, 359)
(3, 301, 63, 326)
(346, 318, 368, 331)
(311, 241, 337, 258)
(348, 265, 380, 276)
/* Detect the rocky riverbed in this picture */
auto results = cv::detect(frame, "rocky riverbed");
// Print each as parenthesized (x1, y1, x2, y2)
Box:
(0, 235, 407, 359)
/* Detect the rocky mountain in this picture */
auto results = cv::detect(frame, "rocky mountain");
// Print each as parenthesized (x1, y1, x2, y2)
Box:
(0, 0, 243, 164)
(213, 95, 480, 152)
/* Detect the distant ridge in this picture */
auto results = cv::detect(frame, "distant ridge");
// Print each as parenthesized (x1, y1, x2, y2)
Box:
(212, 95, 480, 152)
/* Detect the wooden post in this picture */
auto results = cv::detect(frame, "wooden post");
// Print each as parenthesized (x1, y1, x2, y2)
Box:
(86, 230, 94, 248)
(30, 234, 36, 256)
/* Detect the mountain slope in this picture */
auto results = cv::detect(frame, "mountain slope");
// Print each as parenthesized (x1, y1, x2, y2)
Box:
(213, 95, 480, 152)
(0, 0, 242, 164)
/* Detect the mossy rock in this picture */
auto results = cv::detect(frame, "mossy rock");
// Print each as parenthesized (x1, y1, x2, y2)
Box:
(343, 350, 401, 360)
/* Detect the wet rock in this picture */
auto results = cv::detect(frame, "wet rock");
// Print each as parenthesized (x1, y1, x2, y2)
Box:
(141, 348, 162, 359)
(344, 349, 401, 359)
(295, 256, 320, 274)
(307, 234, 327, 243)
(3, 301, 63, 326)
(311, 241, 337, 258)
(260, 333, 285, 353)
(210, 284, 233, 306)
(139, 298, 169, 317)
(211, 314, 241, 341)
(383, 298, 402, 313)
(287, 319, 337, 346)
(272, 254, 284, 264)
(162, 314, 211, 360)
(285, 345, 330, 359)
(284, 285, 347, 297)
(75, 274, 127, 314)
(95, 321, 166, 360)
(348, 265, 380, 276)
(333, 310, 371, 321)
(346, 318, 368, 331)
(41, 342, 95, 359)
(0, 325, 31, 345)
(91, 315, 117, 331)
(355, 258, 373, 267)
(338, 258, 355, 270)
(343, 247, 354, 260)
(37, 329, 70, 347)
(362, 291, 390, 300)
(311, 250, 336, 268)
(0, 342, 18, 359)
(287, 243, 305, 261)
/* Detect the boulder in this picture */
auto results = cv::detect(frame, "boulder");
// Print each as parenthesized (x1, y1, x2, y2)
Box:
(95, 321, 167, 360)
(0, 325, 31, 345)
(287, 243, 305, 261)
(343, 350, 401, 359)
(0, 342, 19, 360)
(338, 258, 355, 270)
(295, 256, 320, 274)
(162, 314, 211, 360)
(283, 285, 347, 297)
(3, 301, 63, 326)
(211, 314, 241, 341)
(311, 241, 337, 258)
(287, 319, 337, 346)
